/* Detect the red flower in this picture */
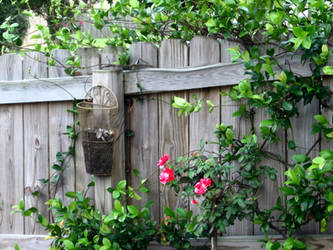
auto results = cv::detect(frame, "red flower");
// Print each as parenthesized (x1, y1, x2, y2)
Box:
(160, 167, 174, 184)
(194, 181, 207, 195)
(200, 178, 212, 188)
(194, 178, 212, 195)
(158, 154, 170, 168)
(191, 199, 198, 205)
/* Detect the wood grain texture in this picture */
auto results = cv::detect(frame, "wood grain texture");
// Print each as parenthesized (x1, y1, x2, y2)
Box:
(48, 102, 74, 203)
(129, 42, 158, 67)
(0, 52, 329, 104)
(92, 49, 119, 214)
(92, 68, 125, 214)
(128, 42, 160, 222)
(189, 36, 221, 214)
(48, 50, 71, 78)
(0, 105, 24, 233)
(23, 52, 48, 80)
(76, 48, 100, 75)
(220, 37, 254, 236)
(288, 100, 320, 234)
(0, 54, 23, 80)
(3, 234, 333, 250)
(254, 111, 285, 235)
(23, 103, 49, 234)
(322, 77, 333, 233)
(0, 76, 91, 104)
(158, 39, 189, 218)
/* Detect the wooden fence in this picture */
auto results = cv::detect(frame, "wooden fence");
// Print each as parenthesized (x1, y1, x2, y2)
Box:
(0, 36, 333, 243)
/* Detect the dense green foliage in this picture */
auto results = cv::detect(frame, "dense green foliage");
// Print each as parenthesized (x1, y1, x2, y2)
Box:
(13, 178, 157, 250)
(0, 0, 29, 52)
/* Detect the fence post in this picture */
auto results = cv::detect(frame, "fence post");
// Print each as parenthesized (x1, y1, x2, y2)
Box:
(92, 67, 125, 213)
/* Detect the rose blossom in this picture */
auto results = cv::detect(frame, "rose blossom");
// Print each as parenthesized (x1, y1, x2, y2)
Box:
(160, 167, 174, 184)
(158, 154, 170, 168)
(194, 178, 212, 195)
(191, 199, 198, 205)
(200, 178, 212, 188)
(194, 181, 207, 195)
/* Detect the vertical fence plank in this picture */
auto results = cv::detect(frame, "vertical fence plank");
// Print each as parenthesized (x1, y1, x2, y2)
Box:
(0, 54, 23, 80)
(128, 42, 160, 222)
(76, 48, 100, 75)
(188, 36, 221, 215)
(100, 46, 119, 68)
(48, 49, 75, 203)
(23, 52, 48, 79)
(323, 77, 333, 232)
(24, 103, 49, 234)
(0, 105, 24, 234)
(254, 112, 286, 235)
(92, 49, 119, 214)
(75, 48, 100, 200)
(48, 102, 75, 203)
(158, 39, 189, 218)
(220, 40, 254, 236)
(48, 49, 71, 78)
(0, 53, 24, 234)
(92, 67, 125, 214)
(288, 100, 320, 234)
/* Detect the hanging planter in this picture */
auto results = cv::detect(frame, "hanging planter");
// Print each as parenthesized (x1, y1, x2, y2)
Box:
(77, 86, 119, 176)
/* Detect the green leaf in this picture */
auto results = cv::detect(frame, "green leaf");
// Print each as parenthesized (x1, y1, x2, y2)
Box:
(129, 0, 139, 8)
(205, 19, 216, 27)
(292, 154, 309, 163)
(323, 66, 333, 75)
(327, 131, 333, 138)
(19, 199, 24, 210)
(112, 190, 120, 199)
(14, 243, 19, 250)
(312, 156, 326, 169)
(225, 128, 234, 140)
(314, 114, 329, 125)
(65, 192, 77, 199)
(302, 36, 312, 49)
(100, 223, 111, 234)
(117, 180, 127, 190)
(288, 140, 296, 150)
(114, 200, 122, 212)
(265, 23, 274, 34)
(133, 169, 140, 177)
(164, 206, 176, 217)
(63, 240, 74, 249)
(282, 101, 293, 111)
(127, 205, 139, 216)
(269, 11, 283, 25)
(241, 50, 250, 63)
(232, 104, 246, 117)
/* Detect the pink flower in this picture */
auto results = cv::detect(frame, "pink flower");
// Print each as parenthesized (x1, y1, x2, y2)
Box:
(79, 21, 84, 25)
(194, 178, 212, 195)
(158, 154, 170, 169)
(194, 181, 207, 195)
(160, 167, 174, 184)
(191, 199, 198, 205)
(200, 178, 212, 188)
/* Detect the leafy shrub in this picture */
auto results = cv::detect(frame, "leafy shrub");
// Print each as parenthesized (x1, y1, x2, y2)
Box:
(13, 178, 157, 250)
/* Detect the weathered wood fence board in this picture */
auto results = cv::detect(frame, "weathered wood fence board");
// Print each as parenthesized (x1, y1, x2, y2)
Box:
(158, 39, 189, 216)
(128, 42, 160, 222)
(0, 37, 332, 242)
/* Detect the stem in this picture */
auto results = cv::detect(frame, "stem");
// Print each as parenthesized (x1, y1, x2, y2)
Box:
(211, 229, 218, 250)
